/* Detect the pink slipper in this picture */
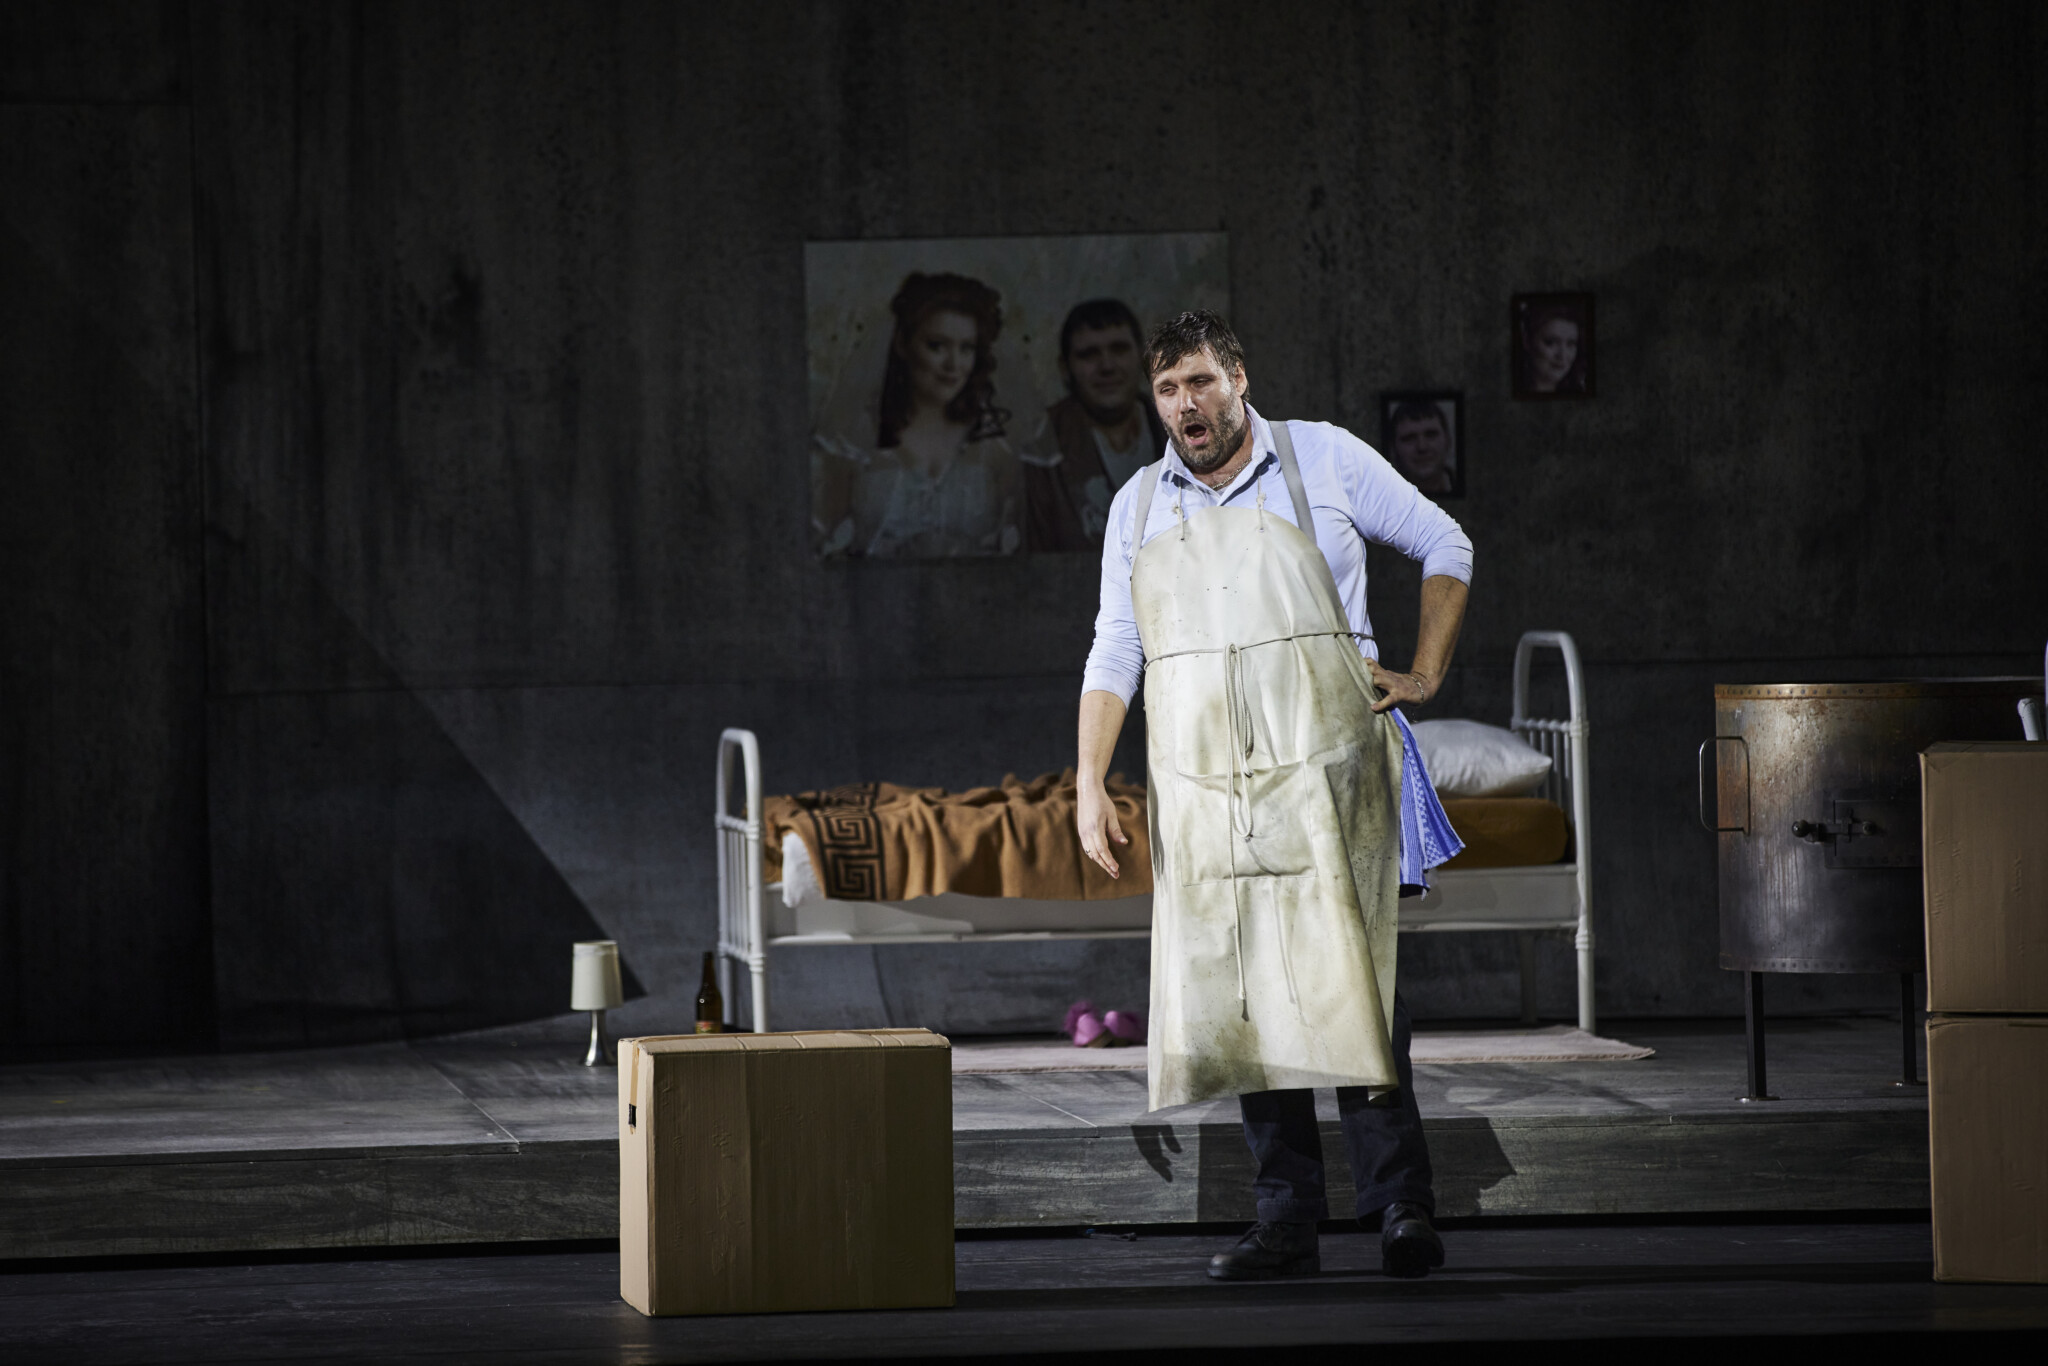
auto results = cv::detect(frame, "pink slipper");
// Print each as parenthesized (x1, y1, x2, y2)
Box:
(1062, 999, 1098, 1038)
(1104, 1009, 1147, 1046)
(1071, 1011, 1110, 1048)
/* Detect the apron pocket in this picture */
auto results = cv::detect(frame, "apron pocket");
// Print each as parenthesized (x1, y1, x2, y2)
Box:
(1168, 763, 1318, 884)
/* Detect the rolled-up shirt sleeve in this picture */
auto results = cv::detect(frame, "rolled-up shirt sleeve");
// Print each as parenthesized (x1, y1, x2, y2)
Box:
(1338, 427, 1474, 583)
(1080, 473, 1147, 705)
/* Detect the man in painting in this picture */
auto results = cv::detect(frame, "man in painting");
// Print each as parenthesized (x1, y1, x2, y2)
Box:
(1023, 299, 1166, 552)
(1387, 399, 1456, 496)
(1076, 310, 1472, 1282)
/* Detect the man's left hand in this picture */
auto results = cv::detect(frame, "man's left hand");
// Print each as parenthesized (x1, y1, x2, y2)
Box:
(1366, 661, 1435, 714)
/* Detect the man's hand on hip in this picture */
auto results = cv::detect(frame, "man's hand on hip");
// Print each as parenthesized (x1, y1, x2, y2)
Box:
(1370, 575, 1469, 714)
(1367, 660, 1435, 714)
(1077, 780, 1128, 879)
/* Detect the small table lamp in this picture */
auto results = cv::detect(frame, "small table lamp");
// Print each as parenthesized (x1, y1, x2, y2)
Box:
(571, 940, 625, 1065)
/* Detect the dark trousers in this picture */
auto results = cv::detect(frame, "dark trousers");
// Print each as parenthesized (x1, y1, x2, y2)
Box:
(1238, 992, 1433, 1223)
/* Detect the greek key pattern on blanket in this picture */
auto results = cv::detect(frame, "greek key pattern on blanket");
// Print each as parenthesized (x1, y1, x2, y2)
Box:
(797, 783, 884, 901)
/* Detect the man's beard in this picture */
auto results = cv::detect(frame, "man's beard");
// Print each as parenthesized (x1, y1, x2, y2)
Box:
(1170, 400, 1248, 474)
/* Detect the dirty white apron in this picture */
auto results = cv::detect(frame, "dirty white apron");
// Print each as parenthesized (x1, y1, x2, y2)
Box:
(1136, 422, 1405, 1112)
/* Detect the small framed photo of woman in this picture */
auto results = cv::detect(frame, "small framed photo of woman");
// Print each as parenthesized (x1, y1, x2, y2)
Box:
(1380, 392, 1464, 499)
(1512, 293, 1594, 399)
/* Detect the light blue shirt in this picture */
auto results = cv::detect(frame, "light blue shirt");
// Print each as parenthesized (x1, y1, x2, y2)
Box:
(1081, 404, 1475, 705)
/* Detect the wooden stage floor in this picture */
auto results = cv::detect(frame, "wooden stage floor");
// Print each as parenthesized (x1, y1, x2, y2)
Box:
(16, 1221, 2048, 1363)
(0, 1016, 1930, 1259)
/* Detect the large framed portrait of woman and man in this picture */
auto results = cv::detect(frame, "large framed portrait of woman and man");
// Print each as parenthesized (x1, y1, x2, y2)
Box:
(806, 232, 1230, 558)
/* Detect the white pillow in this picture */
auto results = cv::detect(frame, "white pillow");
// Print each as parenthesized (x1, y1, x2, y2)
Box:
(1408, 719, 1553, 798)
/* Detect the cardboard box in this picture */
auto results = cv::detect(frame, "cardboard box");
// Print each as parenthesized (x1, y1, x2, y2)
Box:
(1922, 743, 2048, 1013)
(1928, 1014, 2048, 1283)
(618, 1028, 954, 1316)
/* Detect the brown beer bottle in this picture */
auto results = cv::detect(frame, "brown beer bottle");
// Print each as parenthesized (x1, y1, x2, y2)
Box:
(695, 951, 723, 1033)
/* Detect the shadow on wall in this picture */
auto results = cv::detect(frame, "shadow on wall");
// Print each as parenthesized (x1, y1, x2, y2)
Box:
(207, 486, 641, 1049)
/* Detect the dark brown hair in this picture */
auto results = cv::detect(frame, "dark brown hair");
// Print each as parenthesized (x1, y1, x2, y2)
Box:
(1059, 298, 1146, 363)
(1516, 299, 1591, 394)
(1144, 309, 1245, 379)
(878, 272, 1005, 447)
(1388, 399, 1448, 433)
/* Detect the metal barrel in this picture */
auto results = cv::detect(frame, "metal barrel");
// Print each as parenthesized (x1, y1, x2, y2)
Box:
(1706, 679, 2035, 974)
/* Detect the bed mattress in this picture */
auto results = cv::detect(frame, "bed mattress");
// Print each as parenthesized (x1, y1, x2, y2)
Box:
(762, 885, 1155, 939)
(769, 833, 1152, 938)
(1437, 797, 1571, 870)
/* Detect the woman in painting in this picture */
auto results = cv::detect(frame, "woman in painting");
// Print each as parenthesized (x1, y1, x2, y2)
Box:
(1517, 300, 1590, 396)
(815, 272, 1023, 557)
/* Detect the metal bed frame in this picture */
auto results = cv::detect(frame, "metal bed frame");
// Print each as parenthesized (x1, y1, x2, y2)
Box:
(2019, 639, 2047, 740)
(1399, 631, 1597, 1031)
(716, 629, 1595, 1034)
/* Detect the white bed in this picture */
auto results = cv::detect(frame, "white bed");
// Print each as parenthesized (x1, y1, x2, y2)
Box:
(715, 630, 1595, 1033)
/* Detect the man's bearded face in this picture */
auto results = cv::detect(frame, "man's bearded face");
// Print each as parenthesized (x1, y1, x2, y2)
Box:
(1152, 347, 1249, 474)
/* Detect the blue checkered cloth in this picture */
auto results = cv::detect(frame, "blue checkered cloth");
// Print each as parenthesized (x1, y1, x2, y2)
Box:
(1392, 709, 1463, 893)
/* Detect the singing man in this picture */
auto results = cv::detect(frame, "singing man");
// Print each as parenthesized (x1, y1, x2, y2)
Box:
(1076, 310, 1471, 1280)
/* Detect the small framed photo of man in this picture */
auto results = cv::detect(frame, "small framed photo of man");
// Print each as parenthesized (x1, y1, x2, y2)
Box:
(1380, 392, 1463, 498)
(1512, 292, 1594, 399)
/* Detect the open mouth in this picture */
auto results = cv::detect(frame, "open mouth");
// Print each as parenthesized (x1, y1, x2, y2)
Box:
(1182, 420, 1211, 445)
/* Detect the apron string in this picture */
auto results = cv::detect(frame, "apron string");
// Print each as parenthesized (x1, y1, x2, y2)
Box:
(1221, 642, 1306, 1014)
(1224, 643, 1249, 1015)
(1144, 630, 1375, 671)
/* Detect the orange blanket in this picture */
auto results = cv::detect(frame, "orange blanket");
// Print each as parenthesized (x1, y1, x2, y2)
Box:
(762, 770, 1152, 902)
(1438, 797, 1571, 869)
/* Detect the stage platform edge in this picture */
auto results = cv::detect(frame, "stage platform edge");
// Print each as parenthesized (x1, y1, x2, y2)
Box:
(0, 1018, 1930, 1259)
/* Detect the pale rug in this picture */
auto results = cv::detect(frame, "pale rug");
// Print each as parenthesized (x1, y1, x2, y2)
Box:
(951, 1025, 1653, 1074)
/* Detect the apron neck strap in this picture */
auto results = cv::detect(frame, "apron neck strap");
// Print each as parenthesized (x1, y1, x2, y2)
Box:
(1126, 459, 1164, 572)
(1269, 418, 1317, 537)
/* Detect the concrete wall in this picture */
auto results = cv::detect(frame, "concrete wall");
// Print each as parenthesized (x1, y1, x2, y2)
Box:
(1, 5, 211, 1049)
(4, 1, 2043, 1048)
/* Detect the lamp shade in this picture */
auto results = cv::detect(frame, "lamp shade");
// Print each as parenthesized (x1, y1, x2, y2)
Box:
(570, 940, 625, 1011)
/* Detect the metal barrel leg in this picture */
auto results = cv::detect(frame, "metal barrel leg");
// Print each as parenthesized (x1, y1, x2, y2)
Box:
(1894, 971, 1924, 1087)
(1576, 937, 1595, 1034)
(1741, 970, 1777, 1101)
(1518, 932, 1539, 1025)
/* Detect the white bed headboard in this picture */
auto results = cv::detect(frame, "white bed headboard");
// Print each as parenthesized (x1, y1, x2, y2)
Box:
(1509, 630, 1587, 828)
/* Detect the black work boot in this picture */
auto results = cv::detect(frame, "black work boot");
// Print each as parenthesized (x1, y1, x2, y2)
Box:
(1379, 1202, 1445, 1279)
(1206, 1221, 1320, 1280)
